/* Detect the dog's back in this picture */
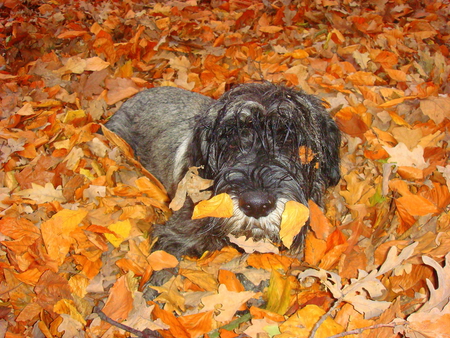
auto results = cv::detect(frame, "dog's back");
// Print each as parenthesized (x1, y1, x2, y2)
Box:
(105, 87, 214, 196)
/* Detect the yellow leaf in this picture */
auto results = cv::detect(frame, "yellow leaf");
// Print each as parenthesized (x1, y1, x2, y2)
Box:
(180, 269, 218, 291)
(106, 220, 132, 247)
(279, 201, 310, 249)
(54, 299, 86, 325)
(192, 193, 233, 219)
(266, 270, 292, 315)
(279, 304, 344, 338)
(289, 49, 309, 59)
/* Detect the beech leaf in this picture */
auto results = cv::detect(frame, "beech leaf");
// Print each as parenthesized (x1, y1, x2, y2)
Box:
(191, 193, 233, 219)
(279, 200, 310, 249)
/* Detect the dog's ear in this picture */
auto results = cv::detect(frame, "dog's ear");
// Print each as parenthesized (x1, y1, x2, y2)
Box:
(190, 119, 216, 179)
(319, 116, 341, 188)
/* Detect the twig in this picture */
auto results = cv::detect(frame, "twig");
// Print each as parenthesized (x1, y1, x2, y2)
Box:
(308, 298, 343, 338)
(94, 306, 162, 338)
(327, 323, 397, 338)
(208, 312, 252, 338)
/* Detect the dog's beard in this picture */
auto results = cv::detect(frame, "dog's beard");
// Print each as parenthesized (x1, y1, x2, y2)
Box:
(223, 196, 288, 243)
(195, 162, 310, 247)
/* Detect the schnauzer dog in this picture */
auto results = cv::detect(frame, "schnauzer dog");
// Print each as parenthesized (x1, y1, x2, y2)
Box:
(105, 83, 340, 257)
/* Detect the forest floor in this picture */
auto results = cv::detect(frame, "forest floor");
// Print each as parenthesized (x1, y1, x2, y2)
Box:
(0, 0, 449, 337)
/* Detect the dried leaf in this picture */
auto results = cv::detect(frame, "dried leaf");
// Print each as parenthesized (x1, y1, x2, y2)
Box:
(192, 193, 233, 219)
(279, 304, 344, 338)
(279, 200, 310, 249)
(227, 234, 279, 254)
(105, 219, 132, 248)
(201, 284, 255, 322)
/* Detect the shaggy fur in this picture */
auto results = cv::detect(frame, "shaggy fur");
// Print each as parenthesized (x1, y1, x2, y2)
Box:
(105, 83, 340, 257)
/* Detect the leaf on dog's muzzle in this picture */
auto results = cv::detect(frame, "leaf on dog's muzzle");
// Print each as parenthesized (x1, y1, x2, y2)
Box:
(280, 201, 310, 249)
(192, 193, 233, 219)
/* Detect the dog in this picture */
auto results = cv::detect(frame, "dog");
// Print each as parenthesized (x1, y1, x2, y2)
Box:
(105, 83, 340, 257)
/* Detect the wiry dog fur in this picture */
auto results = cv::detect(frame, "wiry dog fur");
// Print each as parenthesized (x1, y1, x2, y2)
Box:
(105, 83, 340, 257)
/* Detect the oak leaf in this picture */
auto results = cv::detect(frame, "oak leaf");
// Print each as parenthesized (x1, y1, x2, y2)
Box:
(201, 284, 255, 322)
(16, 183, 65, 204)
(228, 235, 279, 254)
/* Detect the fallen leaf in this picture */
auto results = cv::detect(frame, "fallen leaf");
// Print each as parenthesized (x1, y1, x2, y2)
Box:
(227, 234, 279, 254)
(279, 201, 310, 249)
(420, 96, 450, 124)
(105, 219, 132, 247)
(102, 274, 133, 322)
(201, 284, 255, 322)
(279, 304, 344, 338)
(192, 193, 233, 219)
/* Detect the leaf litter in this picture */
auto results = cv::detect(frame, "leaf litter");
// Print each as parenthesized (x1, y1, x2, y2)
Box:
(0, 0, 449, 337)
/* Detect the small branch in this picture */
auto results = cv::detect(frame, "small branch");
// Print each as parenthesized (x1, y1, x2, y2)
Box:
(327, 323, 397, 338)
(94, 306, 162, 338)
(308, 298, 343, 338)
(208, 312, 252, 338)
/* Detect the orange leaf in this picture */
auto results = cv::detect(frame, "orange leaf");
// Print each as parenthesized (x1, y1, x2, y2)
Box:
(259, 26, 283, 33)
(279, 304, 344, 338)
(192, 193, 233, 219)
(397, 194, 439, 216)
(397, 166, 424, 180)
(334, 107, 369, 138)
(0, 217, 40, 241)
(151, 303, 191, 338)
(218, 270, 245, 292)
(304, 232, 327, 266)
(249, 306, 285, 322)
(319, 243, 348, 270)
(247, 253, 296, 272)
(289, 49, 309, 59)
(178, 311, 214, 338)
(148, 250, 179, 271)
(41, 209, 88, 266)
(102, 275, 133, 322)
(279, 201, 310, 249)
(308, 200, 333, 240)
(386, 68, 407, 82)
(299, 146, 316, 164)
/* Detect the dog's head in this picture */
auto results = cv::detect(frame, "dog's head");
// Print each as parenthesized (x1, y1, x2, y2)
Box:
(190, 83, 340, 251)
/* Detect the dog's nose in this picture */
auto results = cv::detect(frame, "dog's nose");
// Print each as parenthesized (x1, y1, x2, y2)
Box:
(239, 191, 276, 218)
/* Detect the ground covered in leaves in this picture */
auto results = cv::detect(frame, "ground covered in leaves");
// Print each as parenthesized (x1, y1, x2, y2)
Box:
(0, 0, 449, 337)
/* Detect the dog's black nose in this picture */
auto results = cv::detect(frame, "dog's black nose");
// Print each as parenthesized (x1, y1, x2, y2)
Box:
(239, 191, 276, 218)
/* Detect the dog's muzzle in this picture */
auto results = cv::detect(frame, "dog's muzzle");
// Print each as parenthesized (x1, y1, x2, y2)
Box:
(238, 190, 276, 218)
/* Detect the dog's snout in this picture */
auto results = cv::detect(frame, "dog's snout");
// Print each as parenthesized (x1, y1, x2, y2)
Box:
(238, 191, 276, 218)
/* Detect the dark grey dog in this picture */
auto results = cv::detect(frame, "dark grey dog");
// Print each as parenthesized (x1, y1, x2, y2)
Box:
(105, 83, 340, 257)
